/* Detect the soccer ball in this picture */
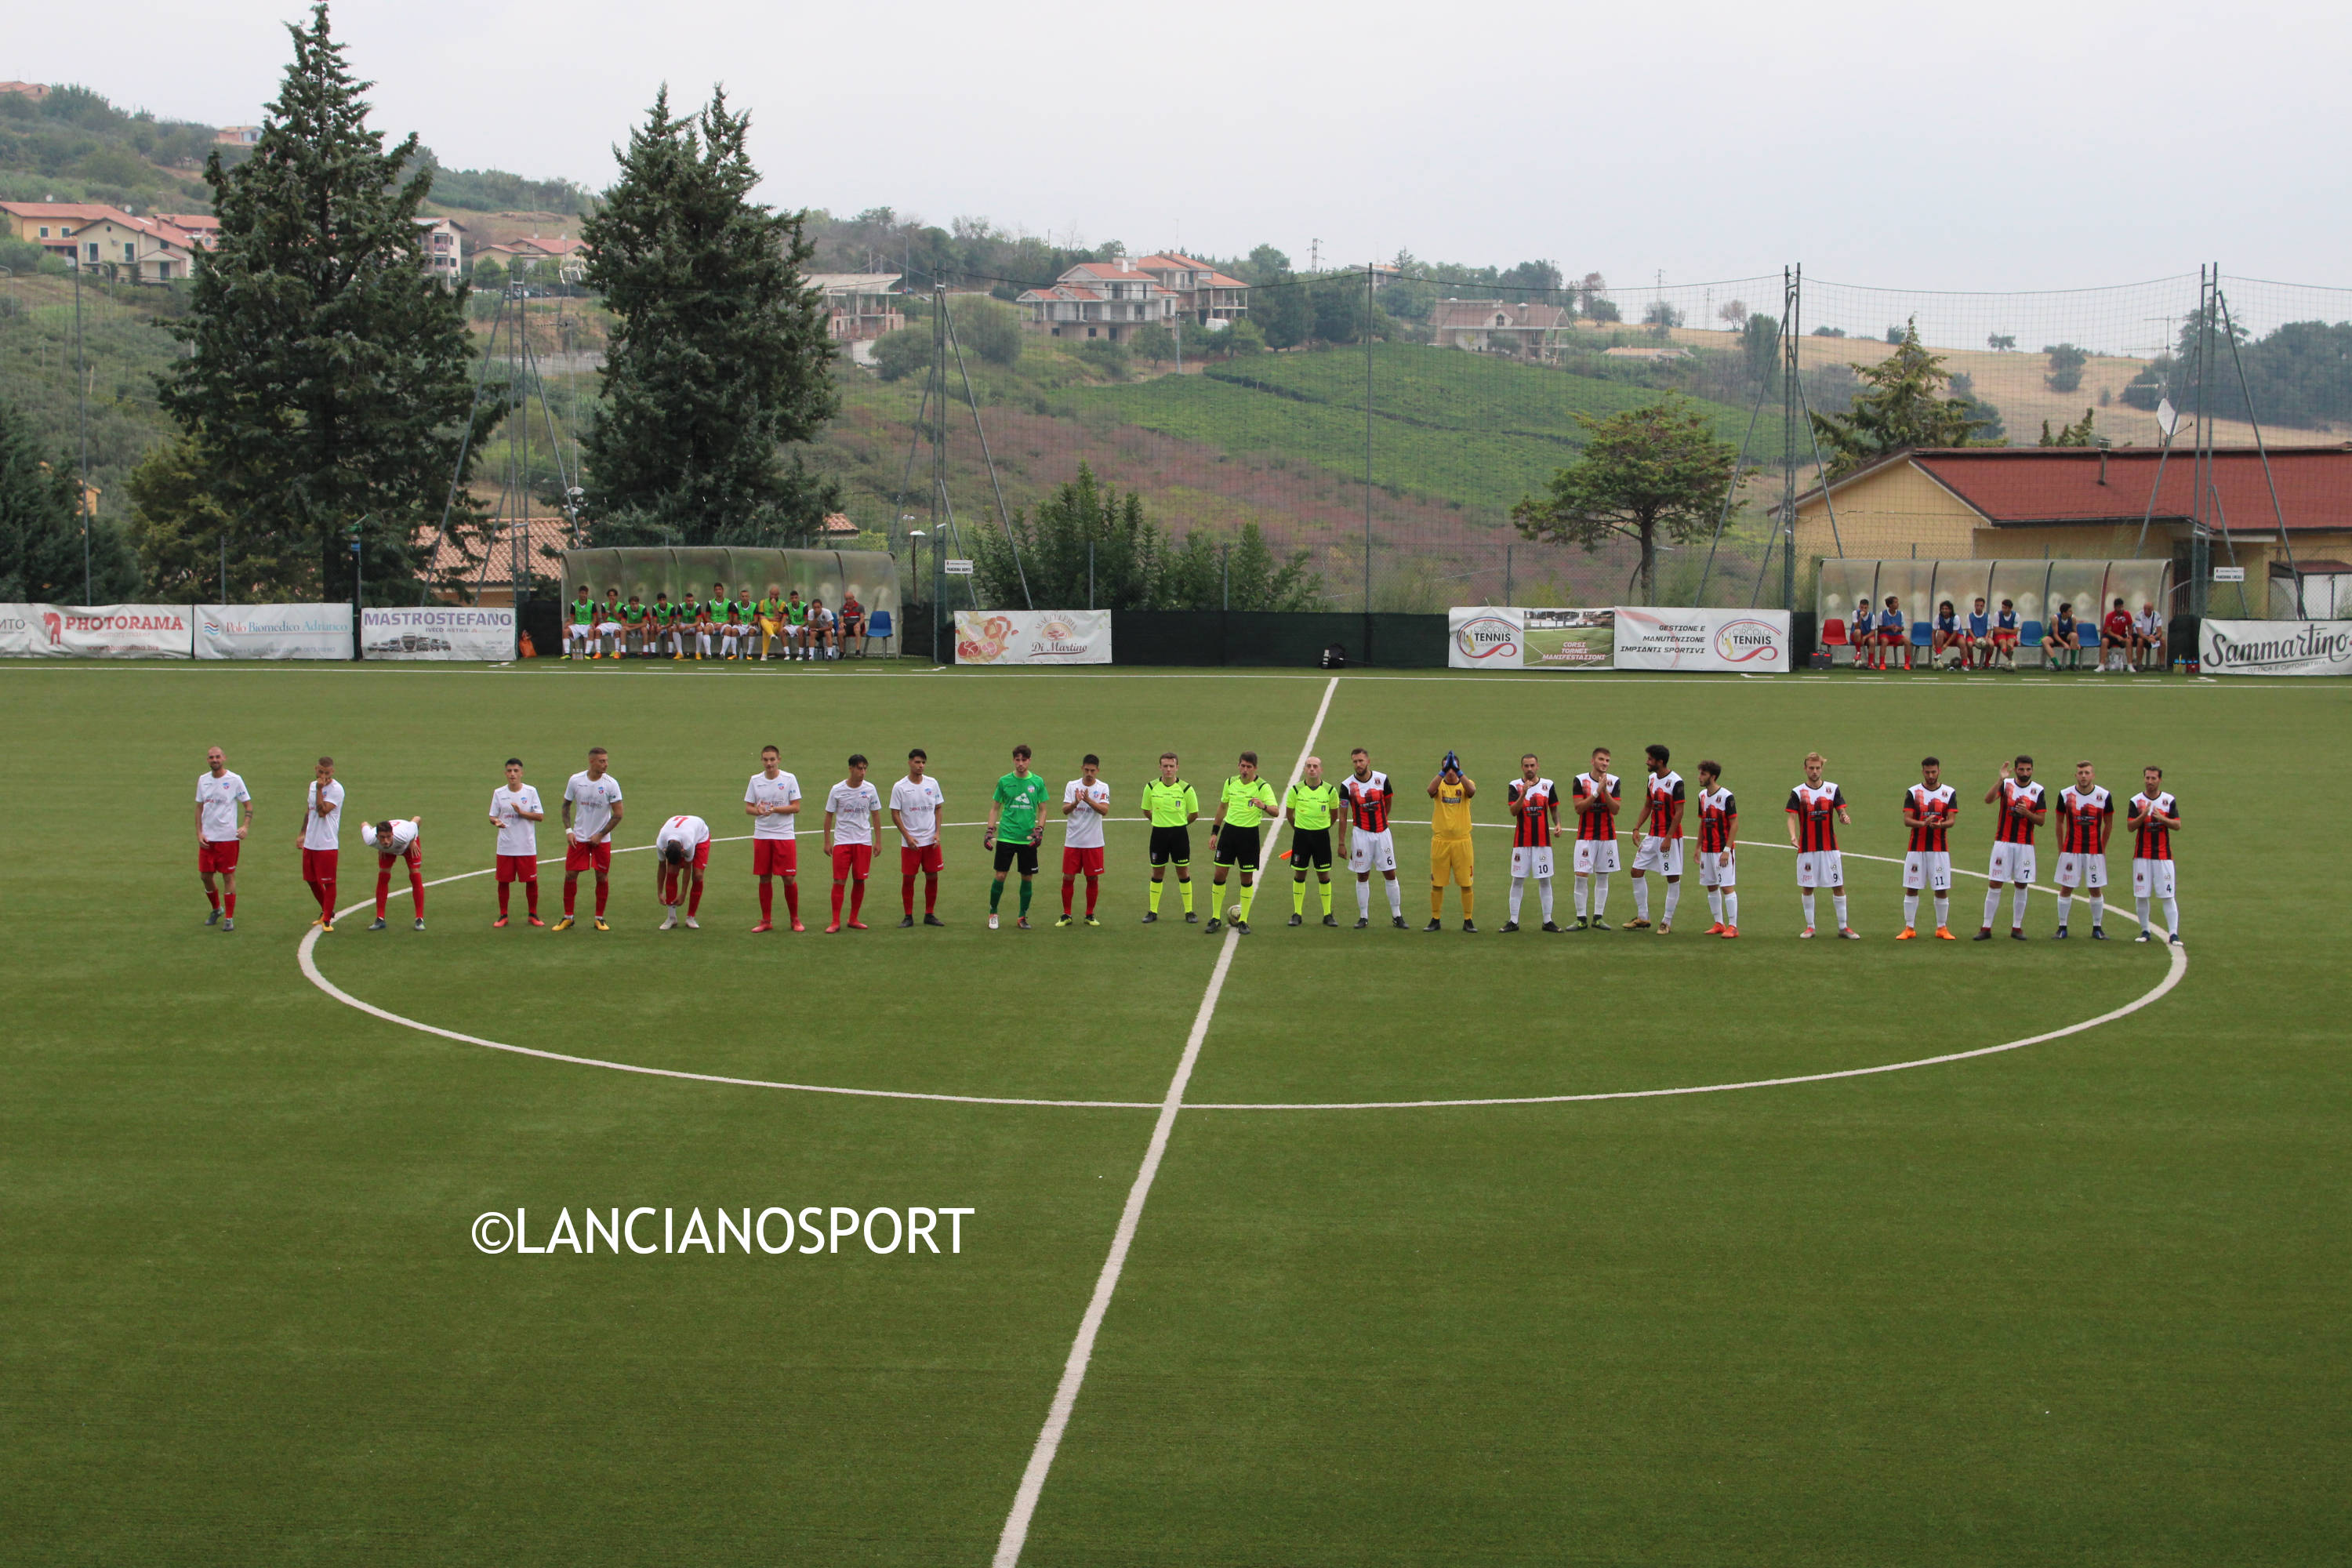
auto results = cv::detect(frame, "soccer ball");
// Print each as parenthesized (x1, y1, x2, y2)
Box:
(1229, 903, 1245, 922)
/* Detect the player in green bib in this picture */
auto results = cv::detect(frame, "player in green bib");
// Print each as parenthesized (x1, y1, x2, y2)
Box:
(567, 590, 597, 659)
(1207, 751, 1280, 933)
(1284, 755, 1341, 926)
(785, 591, 811, 660)
(1140, 751, 1201, 923)
(985, 743, 1051, 928)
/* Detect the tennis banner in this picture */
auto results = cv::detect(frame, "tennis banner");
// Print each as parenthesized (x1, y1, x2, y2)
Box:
(361, 607, 516, 660)
(196, 604, 352, 660)
(0, 604, 194, 658)
(954, 610, 1112, 665)
(1448, 608, 1617, 670)
(2199, 619, 2352, 676)
(1610, 608, 1791, 672)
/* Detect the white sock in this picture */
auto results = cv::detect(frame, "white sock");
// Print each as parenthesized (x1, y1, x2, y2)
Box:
(1632, 879, 1650, 920)
(1385, 878, 1402, 917)
(2056, 891, 2072, 927)
(1575, 878, 1589, 917)
(1356, 880, 1370, 919)
(2136, 894, 2151, 929)
(1801, 890, 1816, 927)
(2162, 896, 2179, 935)
(1984, 887, 2002, 928)
(2012, 886, 2030, 927)
(1592, 873, 1610, 916)
(1723, 891, 1738, 926)
(1933, 893, 1948, 928)
(1707, 887, 1724, 922)
(1538, 877, 1554, 922)
(1904, 891, 1918, 927)
(1508, 876, 1526, 922)
(2088, 891, 2103, 930)
(1831, 892, 1848, 929)
(1663, 882, 1680, 924)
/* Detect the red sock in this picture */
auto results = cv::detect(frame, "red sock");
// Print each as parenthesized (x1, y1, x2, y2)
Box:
(902, 874, 916, 916)
(594, 880, 608, 916)
(688, 880, 702, 917)
(564, 878, 577, 916)
(760, 880, 774, 920)
(1062, 877, 1076, 916)
(784, 880, 800, 920)
(849, 880, 865, 922)
(317, 884, 328, 916)
(924, 873, 938, 913)
(524, 880, 538, 916)
(376, 870, 392, 918)
(830, 881, 845, 921)
(1086, 876, 1099, 916)
(225, 891, 236, 917)
(410, 872, 426, 916)
(499, 883, 511, 916)
(206, 886, 220, 911)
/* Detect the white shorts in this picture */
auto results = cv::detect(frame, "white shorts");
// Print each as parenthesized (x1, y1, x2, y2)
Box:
(596, 619, 623, 637)
(1632, 837, 1683, 876)
(1697, 849, 1735, 887)
(720, 624, 742, 641)
(567, 623, 592, 644)
(1348, 829, 1396, 874)
(1795, 849, 1844, 888)
(1987, 842, 2037, 884)
(1902, 850, 1951, 891)
(1573, 838, 1621, 874)
(2055, 852, 2107, 890)
(2132, 858, 2176, 898)
(1509, 845, 1555, 879)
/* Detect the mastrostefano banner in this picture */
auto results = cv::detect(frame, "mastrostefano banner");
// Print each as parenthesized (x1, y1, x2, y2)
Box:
(0, 604, 194, 658)
(197, 604, 353, 660)
(2199, 619, 2352, 676)
(1610, 607, 1791, 671)
(953, 610, 1112, 665)
(361, 607, 516, 661)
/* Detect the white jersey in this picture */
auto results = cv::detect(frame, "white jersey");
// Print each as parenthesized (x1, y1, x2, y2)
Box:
(564, 770, 624, 840)
(655, 814, 710, 855)
(1063, 778, 1112, 849)
(196, 770, 250, 840)
(491, 784, 542, 857)
(364, 818, 419, 855)
(826, 780, 884, 846)
(746, 771, 803, 840)
(301, 779, 345, 852)
(891, 775, 945, 845)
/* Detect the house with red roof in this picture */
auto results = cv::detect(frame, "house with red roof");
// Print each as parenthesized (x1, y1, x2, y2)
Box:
(1131, 253, 1248, 326)
(1017, 256, 1185, 343)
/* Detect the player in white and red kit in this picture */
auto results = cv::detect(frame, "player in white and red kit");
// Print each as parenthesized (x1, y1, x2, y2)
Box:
(299, 756, 343, 931)
(488, 757, 545, 927)
(1694, 760, 1739, 936)
(1503, 754, 1559, 932)
(1785, 751, 1858, 938)
(1978, 754, 2047, 940)
(746, 746, 804, 932)
(1897, 757, 1957, 940)
(1627, 742, 1685, 935)
(555, 746, 624, 931)
(2128, 766, 2182, 945)
(2053, 760, 2114, 939)
(823, 755, 884, 932)
(1058, 754, 1112, 926)
(653, 811, 710, 928)
(195, 746, 252, 930)
(890, 748, 946, 927)
(1570, 748, 1622, 929)
(1340, 748, 1403, 928)
(361, 816, 424, 930)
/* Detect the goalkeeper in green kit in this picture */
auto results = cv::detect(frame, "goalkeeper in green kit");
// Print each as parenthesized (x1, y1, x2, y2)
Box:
(1284, 755, 1341, 926)
(985, 743, 1051, 930)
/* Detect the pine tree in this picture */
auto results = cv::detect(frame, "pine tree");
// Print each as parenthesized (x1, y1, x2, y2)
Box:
(158, 3, 496, 599)
(0, 399, 139, 601)
(580, 88, 841, 546)
(1809, 319, 1999, 477)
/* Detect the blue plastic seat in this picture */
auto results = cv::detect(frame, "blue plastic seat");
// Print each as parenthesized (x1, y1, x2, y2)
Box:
(866, 608, 893, 657)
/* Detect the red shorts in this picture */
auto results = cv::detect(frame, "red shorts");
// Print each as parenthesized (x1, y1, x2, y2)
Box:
(301, 848, 338, 882)
(900, 842, 943, 874)
(565, 840, 612, 874)
(1992, 630, 2020, 644)
(753, 838, 798, 877)
(831, 843, 873, 879)
(378, 844, 422, 873)
(496, 853, 538, 883)
(198, 839, 241, 874)
(1063, 846, 1105, 877)
(663, 840, 711, 872)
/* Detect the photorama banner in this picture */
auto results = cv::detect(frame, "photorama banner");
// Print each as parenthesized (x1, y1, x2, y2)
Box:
(361, 607, 515, 660)
(196, 604, 352, 660)
(2199, 619, 2352, 676)
(0, 604, 194, 658)
(953, 610, 1112, 665)
(1448, 607, 1617, 670)
(1610, 608, 1790, 672)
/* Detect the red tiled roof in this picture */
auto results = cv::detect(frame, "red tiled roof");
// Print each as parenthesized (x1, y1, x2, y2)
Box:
(1911, 446, 2352, 533)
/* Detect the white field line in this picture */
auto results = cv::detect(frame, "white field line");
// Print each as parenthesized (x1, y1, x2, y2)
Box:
(989, 674, 1339, 1568)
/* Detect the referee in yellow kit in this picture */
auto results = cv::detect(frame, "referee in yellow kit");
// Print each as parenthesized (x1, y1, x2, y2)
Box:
(1427, 750, 1477, 931)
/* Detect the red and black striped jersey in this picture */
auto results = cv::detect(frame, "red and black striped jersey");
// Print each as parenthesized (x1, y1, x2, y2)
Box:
(1786, 782, 1844, 852)
(1573, 771, 1621, 842)
(1340, 771, 1393, 833)
(2057, 785, 2114, 855)
(1994, 779, 2045, 845)
(1643, 771, 1686, 840)
(2129, 791, 2178, 860)
(1905, 783, 1956, 852)
(1507, 778, 1559, 848)
(1697, 787, 1737, 853)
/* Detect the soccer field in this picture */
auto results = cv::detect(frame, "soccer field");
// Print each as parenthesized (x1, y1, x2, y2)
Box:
(5, 660, 2347, 1566)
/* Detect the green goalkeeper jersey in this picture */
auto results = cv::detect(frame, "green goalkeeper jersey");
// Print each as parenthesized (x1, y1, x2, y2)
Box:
(1284, 781, 1339, 830)
(992, 771, 1051, 845)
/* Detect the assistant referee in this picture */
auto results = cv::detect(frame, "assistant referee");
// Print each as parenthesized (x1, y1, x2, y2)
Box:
(1140, 751, 1200, 924)
(1284, 754, 1341, 927)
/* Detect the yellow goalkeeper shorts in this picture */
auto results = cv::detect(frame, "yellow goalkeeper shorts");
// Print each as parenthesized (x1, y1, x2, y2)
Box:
(1430, 837, 1474, 886)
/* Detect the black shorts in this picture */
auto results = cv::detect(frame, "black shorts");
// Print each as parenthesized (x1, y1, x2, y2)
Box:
(1289, 827, 1334, 869)
(993, 839, 1040, 877)
(1149, 825, 1192, 866)
(1212, 824, 1261, 869)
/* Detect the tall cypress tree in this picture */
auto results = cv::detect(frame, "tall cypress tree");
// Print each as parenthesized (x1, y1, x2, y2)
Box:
(159, 2, 496, 598)
(581, 89, 841, 546)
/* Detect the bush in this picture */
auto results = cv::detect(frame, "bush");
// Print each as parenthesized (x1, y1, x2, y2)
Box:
(2044, 343, 2088, 394)
(1222, 318, 1267, 357)
(870, 325, 933, 383)
(1076, 339, 1130, 380)
(951, 296, 1022, 366)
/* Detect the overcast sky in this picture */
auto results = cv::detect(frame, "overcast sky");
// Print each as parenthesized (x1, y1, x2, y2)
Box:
(16, 0, 2349, 292)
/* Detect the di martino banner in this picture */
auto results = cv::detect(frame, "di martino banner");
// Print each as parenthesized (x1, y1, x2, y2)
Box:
(0, 604, 193, 658)
(196, 604, 353, 660)
(1611, 608, 1790, 672)
(2200, 619, 2352, 676)
(954, 610, 1112, 665)
(361, 607, 516, 661)
(1448, 608, 1618, 670)
(1449, 607, 1526, 668)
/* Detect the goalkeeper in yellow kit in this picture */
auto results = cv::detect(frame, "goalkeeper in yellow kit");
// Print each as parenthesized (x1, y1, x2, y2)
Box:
(1427, 750, 1478, 931)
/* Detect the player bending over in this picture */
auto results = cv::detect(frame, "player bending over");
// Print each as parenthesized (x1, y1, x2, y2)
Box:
(2053, 760, 2114, 938)
(299, 756, 343, 931)
(1786, 751, 1859, 938)
(1341, 748, 1404, 929)
(1427, 751, 1477, 931)
(1284, 755, 1341, 927)
(2128, 768, 2183, 946)
(891, 749, 946, 927)
(489, 757, 546, 927)
(745, 745, 803, 931)
(555, 746, 624, 931)
(1208, 751, 1279, 935)
(196, 746, 252, 931)
(1627, 743, 1686, 935)
(1571, 747, 1621, 929)
(1897, 757, 1957, 939)
(362, 815, 425, 931)
(986, 744, 1050, 931)
(1978, 754, 2046, 940)
(825, 756, 884, 932)
(1058, 754, 1112, 927)
(1694, 761, 1739, 937)
(654, 813, 710, 929)
(1503, 754, 1560, 933)
(1140, 753, 1200, 924)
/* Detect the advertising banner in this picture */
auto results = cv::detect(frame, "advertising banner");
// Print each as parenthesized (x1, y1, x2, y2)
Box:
(953, 610, 1112, 665)
(196, 604, 353, 660)
(2199, 619, 2352, 676)
(0, 604, 193, 658)
(1448, 607, 1525, 668)
(1447, 608, 1616, 670)
(361, 606, 515, 661)
(1610, 607, 1790, 671)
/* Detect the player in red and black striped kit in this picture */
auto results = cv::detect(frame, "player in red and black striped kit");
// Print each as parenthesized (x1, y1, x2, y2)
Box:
(1570, 749, 1621, 929)
(1898, 757, 1958, 939)
(1694, 760, 1738, 936)
(1978, 755, 2047, 940)
(1784, 751, 1857, 938)
(2128, 766, 2183, 945)
(1502, 755, 1560, 932)
(2053, 760, 2114, 939)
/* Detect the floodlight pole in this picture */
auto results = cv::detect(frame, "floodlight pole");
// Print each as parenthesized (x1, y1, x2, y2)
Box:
(1781, 265, 1800, 612)
(2189, 266, 2213, 616)
(75, 258, 89, 603)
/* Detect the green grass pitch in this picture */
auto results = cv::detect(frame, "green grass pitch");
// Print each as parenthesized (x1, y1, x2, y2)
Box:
(3, 659, 2345, 1565)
